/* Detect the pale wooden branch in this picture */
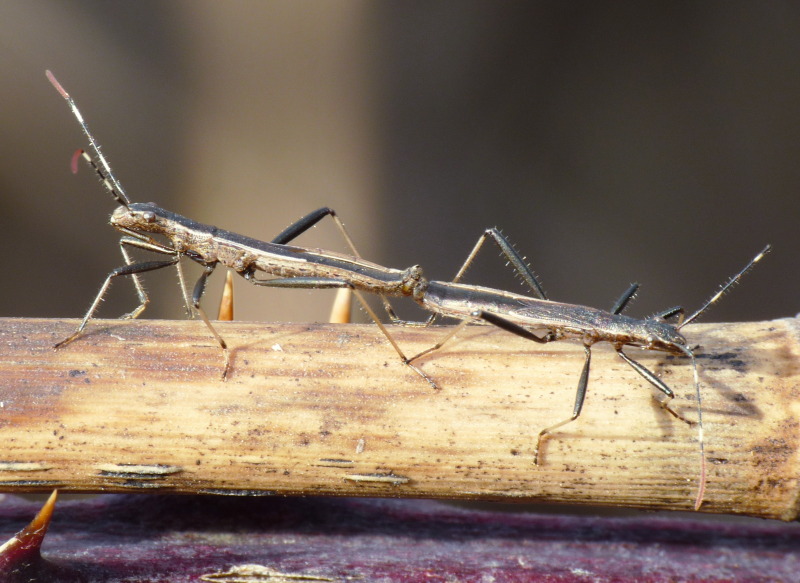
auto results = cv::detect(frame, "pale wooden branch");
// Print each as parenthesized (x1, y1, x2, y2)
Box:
(0, 316, 798, 520)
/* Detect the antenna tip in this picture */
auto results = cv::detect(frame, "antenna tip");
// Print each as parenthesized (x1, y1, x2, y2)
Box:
(46, 70, 70, 99)
(70, 149, 85, 174)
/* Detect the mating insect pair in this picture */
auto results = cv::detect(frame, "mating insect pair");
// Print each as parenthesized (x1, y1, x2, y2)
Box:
(48, 71, 770, 510)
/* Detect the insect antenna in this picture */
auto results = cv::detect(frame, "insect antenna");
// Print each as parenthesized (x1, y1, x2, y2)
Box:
(46, 70, 131, 208)
(673, 343, 706, 510)
(678, 244, 771, 329)
(673, 244, 770, 509)
(70, 148, 131, 209)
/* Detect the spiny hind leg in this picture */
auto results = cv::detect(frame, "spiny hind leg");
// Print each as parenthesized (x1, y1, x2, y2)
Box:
(451, 228, 547, 296)
(421, 228, 548, 329)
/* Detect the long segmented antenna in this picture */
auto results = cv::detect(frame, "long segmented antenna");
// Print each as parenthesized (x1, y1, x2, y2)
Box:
(672, 244, 770, 509)
(679, 244, 772, 329)
(46, 70, 131, 208)
(674, 344, 706, 510)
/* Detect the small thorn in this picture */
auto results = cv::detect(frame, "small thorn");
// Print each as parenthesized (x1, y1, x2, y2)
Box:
(0, 490, 82, 581)
(328, 287, 352, 324)
(217, 271, 234, 321)
(0, 490, 58, 556)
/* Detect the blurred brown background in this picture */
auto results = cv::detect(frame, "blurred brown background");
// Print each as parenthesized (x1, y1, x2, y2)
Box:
(1, 2, 797, 327)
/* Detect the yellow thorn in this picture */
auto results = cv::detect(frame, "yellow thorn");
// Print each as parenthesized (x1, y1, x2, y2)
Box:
(218, 271, 234, 321)
(328, 287, 352, 324)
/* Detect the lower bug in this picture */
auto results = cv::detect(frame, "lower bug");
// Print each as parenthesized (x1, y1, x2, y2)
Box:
(399, 230, 770, 509)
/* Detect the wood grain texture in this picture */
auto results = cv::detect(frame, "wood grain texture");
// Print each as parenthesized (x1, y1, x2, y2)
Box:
(0, 316, 798, 520)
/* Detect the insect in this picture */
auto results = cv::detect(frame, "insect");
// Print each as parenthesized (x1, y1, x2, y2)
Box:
(397, 227, 770, 510)
(47, 70, 439, 384)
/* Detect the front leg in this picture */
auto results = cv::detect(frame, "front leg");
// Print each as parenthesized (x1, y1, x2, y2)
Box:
(55, 255, 179, 349)
(56, 235, 180, 349)
(118, 233, 182, 320)
(615, 348, 692, 425)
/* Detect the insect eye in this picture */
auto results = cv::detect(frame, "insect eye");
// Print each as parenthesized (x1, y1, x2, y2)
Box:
(142, 211, 156, 223)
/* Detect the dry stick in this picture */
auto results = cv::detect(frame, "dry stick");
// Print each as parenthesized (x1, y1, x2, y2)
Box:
(0, 316, 798, 520)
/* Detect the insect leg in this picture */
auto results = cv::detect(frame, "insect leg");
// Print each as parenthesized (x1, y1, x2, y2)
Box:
(271, 208, 400, 322)
(243, 272, 439, 389)
(271, 207, 358, 254)
(188, 262, 231, 379)
(615, 348, 692, 424)
(114, 235, 176, 320)
(418, 228, 547, 328)
(406, 308, 552, 367)
(110, 229, 191, 320)
(174, 260, 193, 318)
(610, 283, 640, 315)
(117, 238, 153, 320)
(472, 310, 552, 344)
(243, 274, 355, 290)
(55, 255, 179, 349)
(534, 344, 592, 465)
(107, 231, 190, 318)
(619, 346, 707, 509)
(412, 306, 569, 459)
(654, 306, 685, 325)
(351, 287, 439, 389)
(451, 228, 547, 299)
(679, 244, 771, 328)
